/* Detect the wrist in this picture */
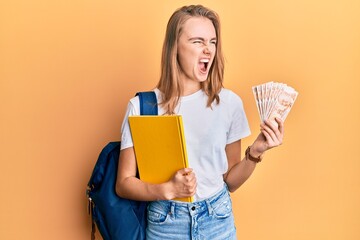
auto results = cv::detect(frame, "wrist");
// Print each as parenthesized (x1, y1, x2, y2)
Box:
(249, 146, 264, 158)
(161, 181, 175, 200)
(245, 146, 264, 163)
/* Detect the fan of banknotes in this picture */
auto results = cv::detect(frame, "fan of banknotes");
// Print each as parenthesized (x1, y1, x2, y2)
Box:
(252, 82, 298, 125)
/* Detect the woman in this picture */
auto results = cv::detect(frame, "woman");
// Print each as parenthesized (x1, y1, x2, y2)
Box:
(116, 5, 284, 239)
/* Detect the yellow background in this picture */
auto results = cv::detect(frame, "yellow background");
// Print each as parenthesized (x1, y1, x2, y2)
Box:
(1, 0, 359, 239)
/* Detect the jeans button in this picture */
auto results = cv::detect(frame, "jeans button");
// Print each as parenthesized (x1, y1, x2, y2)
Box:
(191, 206, 195, 211)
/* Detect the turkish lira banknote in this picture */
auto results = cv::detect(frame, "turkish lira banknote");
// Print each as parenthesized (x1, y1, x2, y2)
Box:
(252, 82, 298, 127)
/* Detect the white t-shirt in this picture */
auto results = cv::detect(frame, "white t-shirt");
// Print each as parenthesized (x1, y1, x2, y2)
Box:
(120, 88, 251, 201)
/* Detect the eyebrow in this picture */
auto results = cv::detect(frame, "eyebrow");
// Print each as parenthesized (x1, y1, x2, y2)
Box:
(188, 37, 217, 41)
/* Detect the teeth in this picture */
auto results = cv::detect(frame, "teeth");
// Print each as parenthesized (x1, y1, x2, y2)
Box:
(200, 59, 210, 63)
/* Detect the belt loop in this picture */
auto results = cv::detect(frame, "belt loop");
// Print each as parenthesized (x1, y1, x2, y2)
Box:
(205, 199, 213, 216)
(170, 202, 175, 218)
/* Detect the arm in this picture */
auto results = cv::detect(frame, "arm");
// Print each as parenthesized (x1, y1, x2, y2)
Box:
(223, 140, 256, 192)
(224, 117, 284, 192)
(116, 146, 197, 201)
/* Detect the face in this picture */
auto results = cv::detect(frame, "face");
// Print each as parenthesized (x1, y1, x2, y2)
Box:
(177, 17, 217, 91)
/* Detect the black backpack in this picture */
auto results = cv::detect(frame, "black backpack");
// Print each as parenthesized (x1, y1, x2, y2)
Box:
(87, 91, 158, 240)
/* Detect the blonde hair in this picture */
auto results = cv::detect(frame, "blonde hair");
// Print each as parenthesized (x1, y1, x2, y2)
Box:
(157, 5, 225, 114)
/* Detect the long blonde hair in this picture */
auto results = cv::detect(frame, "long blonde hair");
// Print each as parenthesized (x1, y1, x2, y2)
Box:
(157, 5, 225, 114)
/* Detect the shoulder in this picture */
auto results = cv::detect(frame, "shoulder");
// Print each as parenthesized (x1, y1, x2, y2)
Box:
(219, 88, 244, 105)
(128, 89, 160, 115)
(128, 96, 140, 115)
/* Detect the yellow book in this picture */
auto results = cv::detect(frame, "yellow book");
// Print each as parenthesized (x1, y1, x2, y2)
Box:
(128, 115, 192, 202)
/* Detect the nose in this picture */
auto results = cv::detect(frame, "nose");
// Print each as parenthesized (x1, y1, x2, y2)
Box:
(203, 46, 210, 55)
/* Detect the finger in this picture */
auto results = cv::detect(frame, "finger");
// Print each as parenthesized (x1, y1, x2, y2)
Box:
(189, 182, 197, 195)
(183, 179, 196, 189)
(264, 119, 280, 134)
(263, 119, 284, 142)
(275, 117, 285, 135)
(186, 180, 197, 194)
(272, 118, 284, 143)
(261, 126, 281, 146)
(182, 181, 196, 196)
(189, 174, 197, 185)
(178, 168, 193, 175)
(261, 123, 277, 142)
(260, 129, 274, 145)
(183, 174, 194, 185)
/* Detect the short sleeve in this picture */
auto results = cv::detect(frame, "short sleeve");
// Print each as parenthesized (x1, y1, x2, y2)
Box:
(120, 98, 140, 150)
(226, 92, 251, 144)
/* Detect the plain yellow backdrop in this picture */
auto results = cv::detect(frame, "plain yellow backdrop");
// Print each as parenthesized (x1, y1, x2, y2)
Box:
(1, 0, 359, 239)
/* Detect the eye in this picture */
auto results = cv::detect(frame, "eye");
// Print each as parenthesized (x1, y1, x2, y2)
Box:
(210, 40, 217, 45)
(193, 40, 202, 44)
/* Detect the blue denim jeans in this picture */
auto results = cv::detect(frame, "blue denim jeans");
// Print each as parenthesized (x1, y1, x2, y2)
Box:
(146, 185, 237, 240)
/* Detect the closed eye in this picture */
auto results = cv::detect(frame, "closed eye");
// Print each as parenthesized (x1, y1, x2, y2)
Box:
(193, 40, 203, 44)
(189, 37, 204, 44)
(189, 37, 217, 46)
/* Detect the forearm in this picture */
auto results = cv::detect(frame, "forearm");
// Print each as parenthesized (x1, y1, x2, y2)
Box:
(116, 147, 196, 201)
(224, 156, 257, 192)
(116, 176, 173, 201)
(116, 146, 176, 201)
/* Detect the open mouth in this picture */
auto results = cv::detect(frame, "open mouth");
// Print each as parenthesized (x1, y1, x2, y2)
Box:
(199, 59, 210, 73)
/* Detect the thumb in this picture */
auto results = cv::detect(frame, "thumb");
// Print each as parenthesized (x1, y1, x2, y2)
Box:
(178, 168, 193, 175)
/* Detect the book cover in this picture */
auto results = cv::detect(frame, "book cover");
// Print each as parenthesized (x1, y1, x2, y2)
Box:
(128, 115, 192, 202)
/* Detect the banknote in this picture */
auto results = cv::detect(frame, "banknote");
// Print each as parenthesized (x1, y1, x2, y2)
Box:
(252, 82, 298, 127)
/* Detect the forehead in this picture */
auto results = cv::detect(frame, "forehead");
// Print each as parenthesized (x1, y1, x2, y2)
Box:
(181, 17, 216, 38)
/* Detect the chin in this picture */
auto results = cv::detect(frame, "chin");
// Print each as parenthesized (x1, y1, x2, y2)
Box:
(196, 74, 209, 82)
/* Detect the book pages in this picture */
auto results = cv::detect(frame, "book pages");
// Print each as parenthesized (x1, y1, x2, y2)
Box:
(252, 82, 298, 126)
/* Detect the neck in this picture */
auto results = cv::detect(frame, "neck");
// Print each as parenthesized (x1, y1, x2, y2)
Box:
(182, 82, 201, 96)
(180, 74, 202, 96)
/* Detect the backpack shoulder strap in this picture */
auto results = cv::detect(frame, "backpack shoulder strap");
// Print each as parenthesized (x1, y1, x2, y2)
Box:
(136, 91, 158, 115)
